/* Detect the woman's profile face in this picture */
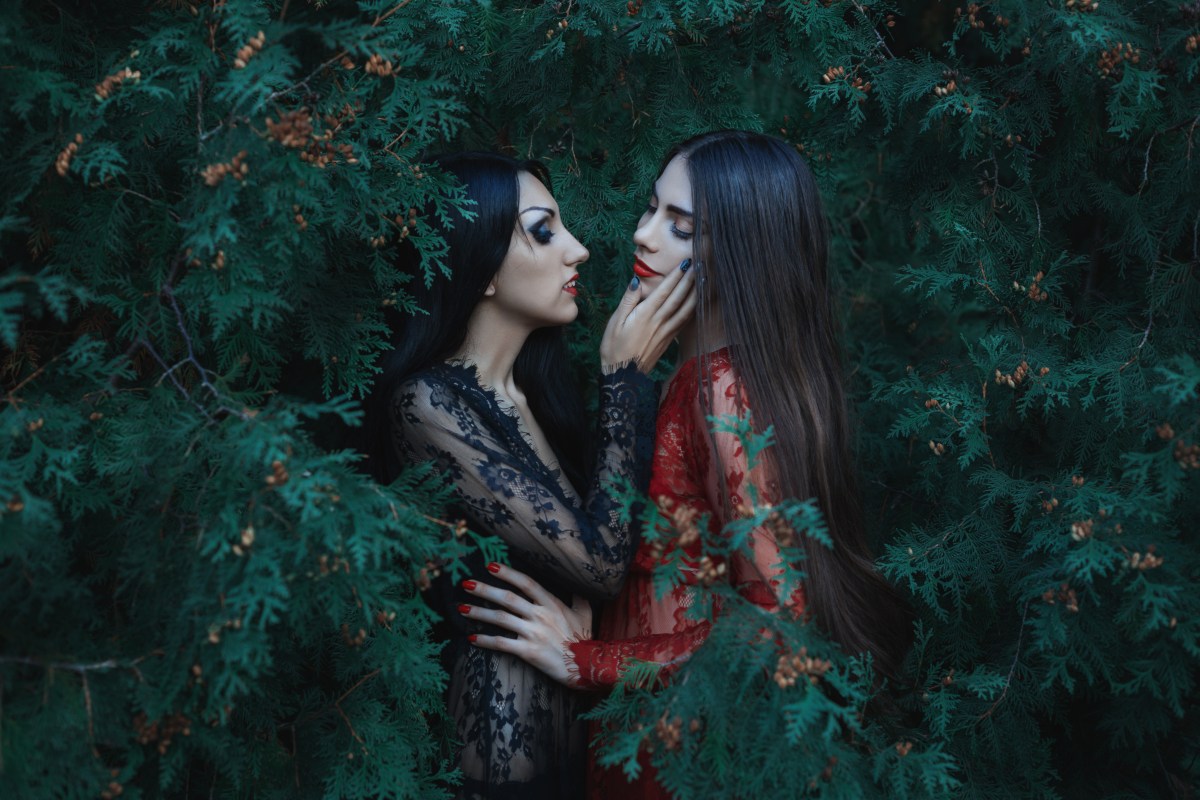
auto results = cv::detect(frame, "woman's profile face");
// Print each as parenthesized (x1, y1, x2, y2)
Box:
(631, 154, 694, 291)
(489, 171, 590, 328)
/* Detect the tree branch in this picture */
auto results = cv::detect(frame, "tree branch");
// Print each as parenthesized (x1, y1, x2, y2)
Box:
(143, 338, 215, 422)
(1137, 132, 1156, 196)
(1119, 262, 1157, 372)
(156, 285, 251, 421)
(4, 351, 67, 408)
(852, 1, 896, 60)
(977, 601, 1030, 721)
(976, 259, 1024, 344)
(0, 654, 151, 680)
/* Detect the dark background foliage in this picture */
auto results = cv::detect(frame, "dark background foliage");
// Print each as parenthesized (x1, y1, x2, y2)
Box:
(1, 0, 1197, 797)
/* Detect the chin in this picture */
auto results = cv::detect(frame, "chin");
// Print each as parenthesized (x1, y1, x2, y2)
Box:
(547, 304, 579, 326)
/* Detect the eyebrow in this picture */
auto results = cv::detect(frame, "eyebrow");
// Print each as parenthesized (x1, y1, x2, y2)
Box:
(649, 188, 693, 218)
(519, 206, 556, 217)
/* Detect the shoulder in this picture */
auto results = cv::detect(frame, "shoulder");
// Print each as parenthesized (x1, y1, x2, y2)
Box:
(706, 349, 744, 406)
(689, 348, 749, 419)
(393, 363, 476, 421)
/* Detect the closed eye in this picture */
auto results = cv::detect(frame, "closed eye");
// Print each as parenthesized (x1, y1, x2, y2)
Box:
(645, 204, 692, 239)
(528, 219, 554, 244)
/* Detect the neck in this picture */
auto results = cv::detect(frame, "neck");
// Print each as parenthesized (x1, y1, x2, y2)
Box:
(676, 313, 728, 365)
(677, 319, 699, 363)
(453, 303, 533, 396)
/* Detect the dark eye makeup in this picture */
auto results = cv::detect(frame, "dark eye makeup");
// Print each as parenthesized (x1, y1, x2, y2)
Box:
(643, 203, 693, 240)
(528, 219, 554, 245)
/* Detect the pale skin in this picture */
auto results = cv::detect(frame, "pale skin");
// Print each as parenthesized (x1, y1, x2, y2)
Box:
(453, 170, 698, 470)
(631, 154, 728, 365)
(464, 156, 722, 686)
(465, 562, 591, 685)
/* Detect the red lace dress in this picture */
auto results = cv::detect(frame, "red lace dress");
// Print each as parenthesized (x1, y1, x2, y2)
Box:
(567, 348, 806, 799)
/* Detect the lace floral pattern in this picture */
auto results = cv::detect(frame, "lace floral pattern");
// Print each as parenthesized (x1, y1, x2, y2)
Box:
(390, 361, 656, 798)
(569, 348, 807, 799)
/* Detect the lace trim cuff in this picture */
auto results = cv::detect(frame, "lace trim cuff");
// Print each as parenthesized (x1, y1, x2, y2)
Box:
(565, 638, 610, 691)
(600, 358, 636, 375)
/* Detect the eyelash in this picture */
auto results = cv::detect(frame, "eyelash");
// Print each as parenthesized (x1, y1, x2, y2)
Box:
(643, 204, 693, 241)
(529, 221, 553, 245)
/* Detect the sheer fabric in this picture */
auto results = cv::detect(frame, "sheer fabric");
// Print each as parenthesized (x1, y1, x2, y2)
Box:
(390, 361, 656, 799)
(568, 349, 806, 799)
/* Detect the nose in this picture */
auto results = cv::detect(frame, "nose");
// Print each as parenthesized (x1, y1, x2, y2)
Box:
(632, 214, 656, 253)
(562, 229, 589, 267)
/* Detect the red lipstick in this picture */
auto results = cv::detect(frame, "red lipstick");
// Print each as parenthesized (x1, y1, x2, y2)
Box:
(563, 274, 579, 296)
(633, 258, 661, 279)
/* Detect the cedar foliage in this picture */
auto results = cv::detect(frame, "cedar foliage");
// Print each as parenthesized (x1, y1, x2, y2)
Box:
(1, 0, 1197, 797)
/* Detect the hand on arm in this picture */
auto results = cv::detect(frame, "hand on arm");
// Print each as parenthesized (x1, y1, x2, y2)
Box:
(600, 262, 696, 373)
(466, 563, 713, 690)
(461, 563, 592, 688)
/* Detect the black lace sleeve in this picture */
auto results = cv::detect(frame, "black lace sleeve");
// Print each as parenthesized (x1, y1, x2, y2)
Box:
(391, 363, 656, 600)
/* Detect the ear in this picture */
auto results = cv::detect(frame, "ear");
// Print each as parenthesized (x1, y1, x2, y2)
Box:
(483, 279, 497, 297)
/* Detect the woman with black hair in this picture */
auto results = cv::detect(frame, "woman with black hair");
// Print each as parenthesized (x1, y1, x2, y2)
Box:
(365, 152, 695, 799)
(460, 132, 912, 798)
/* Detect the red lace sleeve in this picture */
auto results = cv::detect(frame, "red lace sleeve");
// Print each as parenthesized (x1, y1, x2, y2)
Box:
(566, 622, 712, 690)
(567, 352, 805, 692)
(704, 358, 807, 615)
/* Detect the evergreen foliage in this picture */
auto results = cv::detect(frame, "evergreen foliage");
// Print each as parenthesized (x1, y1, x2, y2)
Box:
(1, 0, 1197, 797)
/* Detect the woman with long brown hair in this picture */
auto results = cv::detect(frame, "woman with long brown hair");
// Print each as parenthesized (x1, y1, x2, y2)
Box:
(457, 131, 911, 797)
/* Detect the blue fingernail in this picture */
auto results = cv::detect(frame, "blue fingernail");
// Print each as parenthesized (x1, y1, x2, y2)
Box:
(680, 258, 692, 272)
(629, 276, 640, 290)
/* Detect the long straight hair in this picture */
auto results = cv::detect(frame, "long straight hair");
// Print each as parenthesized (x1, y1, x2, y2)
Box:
(668, 130, 910, 678)
(362, 152, 589, 491)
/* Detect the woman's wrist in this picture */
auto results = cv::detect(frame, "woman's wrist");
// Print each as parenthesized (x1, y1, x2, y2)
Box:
(563, 638, 587, 689)
(600, 358, 637, 375)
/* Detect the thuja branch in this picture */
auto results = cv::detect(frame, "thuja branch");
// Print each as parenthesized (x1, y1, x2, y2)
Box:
(4, 350, 67, 408)
(0, 654, 153, 679)
(979, 380, 997, 470)
(977, 601, 1030, 722)
(1119, 262, 1157, 373)
(976, 260, 1023, 342)
(907, 519, 968, 564)
(851, 0, 896, 60)
(143, 284, 250, 422)
(1, 654, 154, 758)
(202, 0, 419, 144)
(270, 0, 417, 100)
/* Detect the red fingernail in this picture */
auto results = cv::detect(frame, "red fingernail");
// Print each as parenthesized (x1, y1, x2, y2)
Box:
(457, 604, 471, 615)
(487, 563, 501, 574)
(462, 580, 477, 591)
(468, 634, 478, 643)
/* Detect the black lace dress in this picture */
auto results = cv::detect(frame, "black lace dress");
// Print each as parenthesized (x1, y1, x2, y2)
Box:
(389, 362, 656, 799)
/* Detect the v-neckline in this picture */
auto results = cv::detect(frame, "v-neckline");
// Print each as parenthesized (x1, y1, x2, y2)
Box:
(441, 360, 568, 490)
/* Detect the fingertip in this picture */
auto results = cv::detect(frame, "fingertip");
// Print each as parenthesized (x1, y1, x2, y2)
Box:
(628, 276, 640, 292)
